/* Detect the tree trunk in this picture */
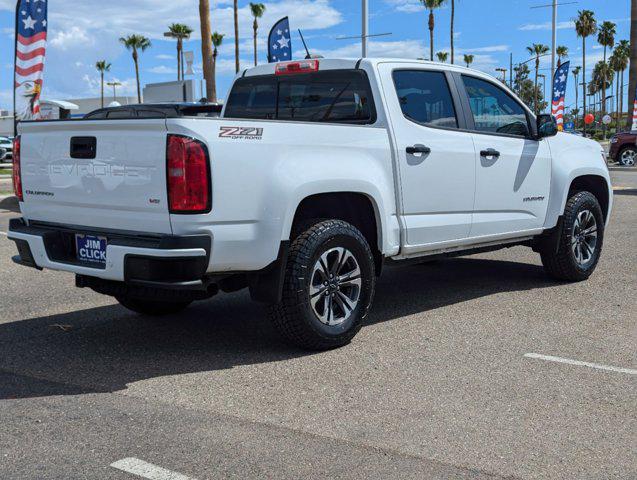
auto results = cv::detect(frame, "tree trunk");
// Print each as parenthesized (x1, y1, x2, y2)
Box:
(199, 0, 214, 102)
(428, 10, 434, 61)
(450, 0, 455, 64)
(627, 0, 637, 130)
(133, 49, 141, 104)
(535, 57, 539, 115)
(177, 38, 182, 81)
(212, 51, 218, 103)
(574, 74, 579, 128)
(621, 69, 625, 130)
(100, 71, 104, 108)
(616, 70, 621, 132)
(582, 37, 587, 135)
(234, 0, 240, 73)
(602, 46, 607, 118)
(253, 19, 258, 66)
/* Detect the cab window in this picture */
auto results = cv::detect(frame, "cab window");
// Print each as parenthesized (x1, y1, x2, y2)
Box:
(461, 75, 530, 137)
(393, 70, 458, 129)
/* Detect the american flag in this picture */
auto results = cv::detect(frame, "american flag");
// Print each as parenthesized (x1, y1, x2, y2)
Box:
(631, 86, 637, 132)
(14, 0, 48, 121)
(551, 61, 569, 131)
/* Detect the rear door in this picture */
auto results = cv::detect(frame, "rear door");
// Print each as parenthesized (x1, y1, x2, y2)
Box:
(455, 74, 551, 238)
(378, 64, 476, 250)
(19, 119, 172, 234)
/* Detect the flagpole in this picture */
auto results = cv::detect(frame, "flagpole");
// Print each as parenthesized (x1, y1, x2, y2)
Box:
(362, 0, 368, 58)
(13, 0, 20, 136)
(551, 0, 557, 81)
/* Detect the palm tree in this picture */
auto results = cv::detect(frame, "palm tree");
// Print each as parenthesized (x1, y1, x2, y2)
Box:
(572, 66, 581, 127)
(167, 23, 193, 81)
(614, 40, 630, 130)
(119, 34, 151, 103)
(233, 0, 240, 73)
(95, 60, 111, 108)
(610, 51, 626, 130)
(420, 0, 447, 61)
(597, 21, 616, 117)
(575, 9, 597, 135)
(450, 0, 455, 64)
(249, 3, 266, 66)
(556, 45, 568, 67)
(211, 32, 224, 103)
(199, 0, 214, 102)
(463, 54, 474, 68)
(526, 43, 550, 115)
(436, 51, 449, 63)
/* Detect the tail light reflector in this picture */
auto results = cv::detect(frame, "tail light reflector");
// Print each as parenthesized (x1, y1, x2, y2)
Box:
(166, 135, 211, 213)
(12, 136, 23, 201)
(275, 60, 320, 75)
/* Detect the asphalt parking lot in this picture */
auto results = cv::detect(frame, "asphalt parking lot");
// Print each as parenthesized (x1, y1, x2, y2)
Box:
(0, 170, 635, 480)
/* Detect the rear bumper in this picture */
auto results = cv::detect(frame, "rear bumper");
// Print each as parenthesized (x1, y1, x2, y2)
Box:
(7, 218, 211, 286)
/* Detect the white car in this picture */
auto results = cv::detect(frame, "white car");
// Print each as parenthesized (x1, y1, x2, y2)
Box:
(8, 58, 612, 350)
(0, 136, 13, 162)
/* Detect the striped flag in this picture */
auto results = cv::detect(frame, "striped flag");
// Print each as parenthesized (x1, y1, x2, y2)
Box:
(14, 0, 48, 122)
(551, 61, 569, 131)
(632, 86, 637, 132)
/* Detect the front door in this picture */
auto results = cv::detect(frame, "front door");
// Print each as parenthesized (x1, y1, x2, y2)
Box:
(458, 74, 552, 238)
(378, 65, 476, 250)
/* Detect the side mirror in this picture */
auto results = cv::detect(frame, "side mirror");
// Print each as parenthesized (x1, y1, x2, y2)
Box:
(536, 114, 558, 139)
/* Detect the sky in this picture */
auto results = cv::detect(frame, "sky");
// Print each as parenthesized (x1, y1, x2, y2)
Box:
(0, 0, 631, 112)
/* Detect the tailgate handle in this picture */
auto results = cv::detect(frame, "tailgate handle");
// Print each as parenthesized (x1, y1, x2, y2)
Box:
(70, 137, 96, 159)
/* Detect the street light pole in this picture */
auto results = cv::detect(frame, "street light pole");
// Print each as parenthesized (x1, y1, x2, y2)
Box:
(106, 81, 122, 102)
(362, 0, 368, 57)
(551, 0, 557, 81)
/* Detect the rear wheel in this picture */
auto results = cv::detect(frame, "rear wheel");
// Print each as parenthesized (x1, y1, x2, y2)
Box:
(618, 146, 637, 166)
(116, 296, 192, 316)
(540, 191, 604, 281)
(268, 219, 376, 351)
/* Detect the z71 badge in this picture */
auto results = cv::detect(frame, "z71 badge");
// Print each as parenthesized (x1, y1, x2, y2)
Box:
(219, 126, 264, 140)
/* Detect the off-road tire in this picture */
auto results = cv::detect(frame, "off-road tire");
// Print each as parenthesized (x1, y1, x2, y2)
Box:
(268, 219, 376, 350)
(116, 296, 192, 316)
(540, 191, 604, 281)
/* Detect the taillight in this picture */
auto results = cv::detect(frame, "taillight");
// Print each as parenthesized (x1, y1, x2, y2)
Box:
(166, 135, 210, 213)
(12, 135, 22, 201)
(275, 59, 319, 75)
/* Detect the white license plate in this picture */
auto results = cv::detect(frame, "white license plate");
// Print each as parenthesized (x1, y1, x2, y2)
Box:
(75, 234, 107, 265)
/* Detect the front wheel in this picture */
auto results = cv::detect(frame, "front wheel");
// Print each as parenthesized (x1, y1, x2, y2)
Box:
(618, 146, 637, 166)
(268, 219, 376, 351)
(540, 191, 605, 281)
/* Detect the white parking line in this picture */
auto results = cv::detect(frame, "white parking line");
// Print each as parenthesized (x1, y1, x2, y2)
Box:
(524, 353, 637, 375)
(0, 231, 7, 236)
(110, 458, 197, 480)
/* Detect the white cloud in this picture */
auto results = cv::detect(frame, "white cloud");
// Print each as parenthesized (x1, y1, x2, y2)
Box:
(50, 26, 95, 50)
(518, 21, 574, 31)
(147, 65, 178, 75)
(156, 54, 174, 60)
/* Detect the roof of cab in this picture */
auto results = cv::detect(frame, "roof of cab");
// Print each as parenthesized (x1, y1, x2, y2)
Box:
(241, 57, 482, 75)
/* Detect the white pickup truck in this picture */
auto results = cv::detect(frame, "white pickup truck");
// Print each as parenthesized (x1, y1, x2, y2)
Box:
(8, 58, 612, 350)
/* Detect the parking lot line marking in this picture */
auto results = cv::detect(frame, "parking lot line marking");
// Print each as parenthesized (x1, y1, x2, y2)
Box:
(0, 231, 7, 236)
(110, 458, 197, 480)
(524, 353, 637, 375)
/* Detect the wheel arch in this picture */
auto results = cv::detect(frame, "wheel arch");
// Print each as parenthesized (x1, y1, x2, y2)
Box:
(288, 191, 384, 274)
(568, 174, 611, 222)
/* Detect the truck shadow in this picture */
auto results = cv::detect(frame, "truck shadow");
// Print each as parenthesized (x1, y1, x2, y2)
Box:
(0, 257, 558, 400)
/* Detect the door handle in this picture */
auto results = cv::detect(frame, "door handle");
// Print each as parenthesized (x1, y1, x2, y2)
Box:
(480, 148, 500, 158)
(406, 145, 431, 155)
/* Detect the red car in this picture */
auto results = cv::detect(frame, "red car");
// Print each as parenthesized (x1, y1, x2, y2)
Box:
(609, 131, 637, 166)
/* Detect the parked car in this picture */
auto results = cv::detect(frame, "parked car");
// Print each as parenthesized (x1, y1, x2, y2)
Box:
(0, 136, 13, 163)
(84, 102, 223, 120)
(609, 131, 637, 166)
(8, 58, 612, 350)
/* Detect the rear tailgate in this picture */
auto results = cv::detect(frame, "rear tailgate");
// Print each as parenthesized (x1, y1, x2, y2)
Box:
(19, 119, 172, 234)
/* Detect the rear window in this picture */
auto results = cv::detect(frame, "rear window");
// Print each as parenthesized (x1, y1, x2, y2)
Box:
(224, 70, 376, 124)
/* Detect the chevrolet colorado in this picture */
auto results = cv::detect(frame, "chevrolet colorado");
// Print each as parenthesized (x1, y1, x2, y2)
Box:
(8, 58, 613, 350)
